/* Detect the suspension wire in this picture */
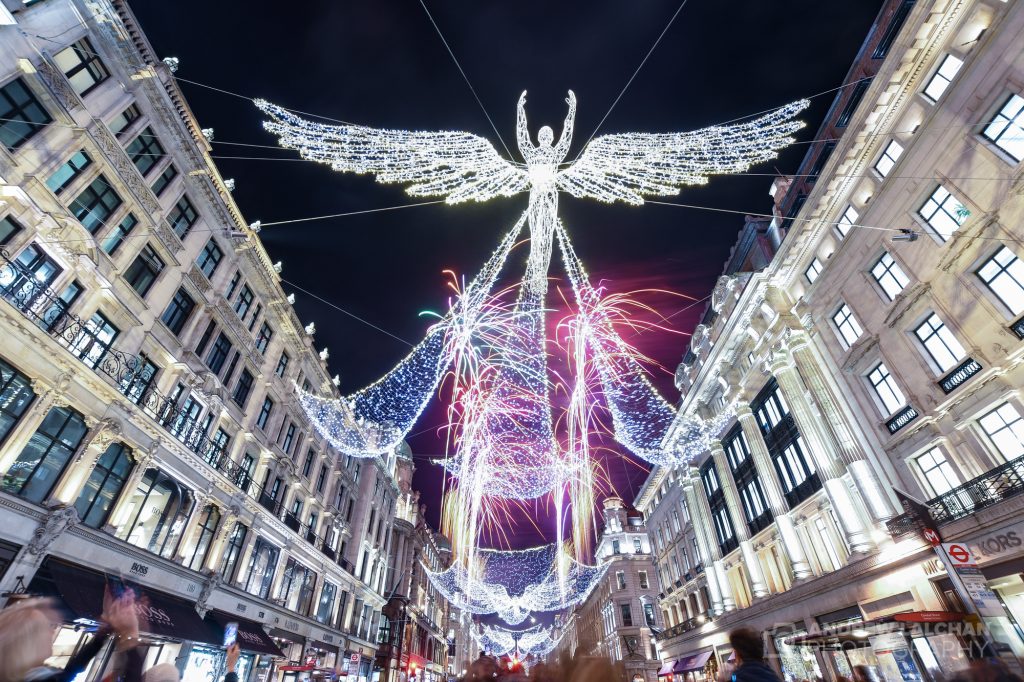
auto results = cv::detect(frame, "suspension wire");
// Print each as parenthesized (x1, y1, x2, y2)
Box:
(279, 277, 415, 347)
(415, 0, 513, 159)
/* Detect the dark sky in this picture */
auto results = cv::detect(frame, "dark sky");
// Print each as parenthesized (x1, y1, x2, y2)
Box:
(131, 0, 884, 546)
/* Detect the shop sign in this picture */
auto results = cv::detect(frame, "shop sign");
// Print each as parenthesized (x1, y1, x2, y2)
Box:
(965, 521, 1024, 565)
(129, 561, 150, 577)
(322, 633, 334, 643)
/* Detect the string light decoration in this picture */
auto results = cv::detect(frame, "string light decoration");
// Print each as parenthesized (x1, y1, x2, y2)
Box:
(473, 622, 568, 657)
(423, 543, 608, 625)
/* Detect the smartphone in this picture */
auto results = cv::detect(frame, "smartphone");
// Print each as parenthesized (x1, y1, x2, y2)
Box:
(224, 622, 238, 648)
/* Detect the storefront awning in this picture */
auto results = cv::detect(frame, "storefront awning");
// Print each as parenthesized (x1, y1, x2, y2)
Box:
(307, 638, 340, 655)
(269, 627, 306, 645)
(206, 611, 284, 657)
(44, 559, 220, 645)
(784, 611, 967, 649)
(657, 661, 676, 676)
(673, 650, 713, 673)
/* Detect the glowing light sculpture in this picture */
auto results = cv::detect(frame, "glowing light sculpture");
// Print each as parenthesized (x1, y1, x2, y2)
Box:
(473, 622, 568, 657)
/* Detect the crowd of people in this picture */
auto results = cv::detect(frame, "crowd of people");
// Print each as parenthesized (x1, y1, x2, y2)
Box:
(1, 596, 1021, 682)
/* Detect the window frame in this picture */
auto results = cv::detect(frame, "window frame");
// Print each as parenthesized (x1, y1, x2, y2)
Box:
(53, 37, 110, 97)
(874, 139, 904, 178)
(976, 245, 1024, 316)
(917, 185, 968, 242)
(922, 53, 964, 103)
(867, 361, 907, 417)
(0, 77, 52, 151)
(831, 303, 864, 349)
(912, 312, 967, 374)
(161, 288, 196, 336)
(981, 93, 1024, 164)
(870, 251, 911, 302)
(123, 243, 165, 298)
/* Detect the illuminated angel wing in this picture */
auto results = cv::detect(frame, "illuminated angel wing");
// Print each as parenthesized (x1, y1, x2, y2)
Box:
(557, 99, 809, 205)
(256, 100, 528, 204)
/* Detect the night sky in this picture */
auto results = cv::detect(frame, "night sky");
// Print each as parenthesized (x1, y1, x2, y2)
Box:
(130, 0, 884, 546)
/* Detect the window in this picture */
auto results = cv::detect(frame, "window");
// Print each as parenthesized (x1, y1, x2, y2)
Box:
(53, 38, 109, 96)
(316, 464, 328, 493)
(101, 213, 137, 255)
(169, 195, 198, 238)
(276, 352, 290, 378)
(225, 271, 240, 301)
(151, 164, 178, 196)
(161, 288, 195, 335)
(283, 423, 296, 453)
(197, 239, 223, 279)
(120, 355, 158, 405)
(108, 103, 140, 136)
(123, 244, 164, 297)
(302, 449, 315, 478)
(832, 304, 863, 348)
(915, 448, 961, 496)
(836, 205, 858, 239)
(0, 215, 22, 245)
(70, 312, 119, 369)
(125, 127, 164, 176)
(206, 333, 233, 374)
(220, 523, 248, 580)
(871, 252, 910, 301)
(612, 539, 621, 555)
(255, 321, 273, 354)
(914, 313, 966, 373)
(978, 402, 1024, 461)
(643, 602, 657, 627)
(247, 303, 262, 332)
(234, 285, 254, 318)
(0, 78, 52, 150)
(874, 140, 904, 177)
(868, 362, 906, 415)
(244, 538, 280, 599)
(977, 246, 1024, 315)
(620, 603, 633, 627)
(70, 175, 122, 234)
(616, 571, 626, 590)
(46, 151, 92, 194)
(804, 258, 823, 284)
(872, 0, 915, 59)
(233, 369, 254, 407)
(918, 185, 968, 241)
(806, 141, 836, 182)
(923, 54, 963, 102)
(836, 78, 872, 127)
(73, 442, 133, 529)
(0, 358, 35, 446)
(739, 479, 768, 522)
(639, 571, 649, 589)
(183, 504, 221, 571)
(712, 507, 735, 547)
(982, 93, 1024, 162)
(316, 582, 337, 624)
(256, 396, 274, 430)
(1, 406, 87, 503)
(774, 439, 817, 495)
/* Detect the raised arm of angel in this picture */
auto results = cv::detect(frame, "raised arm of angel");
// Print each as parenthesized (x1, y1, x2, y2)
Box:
(553, 90, 577, 160)
(516, 90, 534, 159)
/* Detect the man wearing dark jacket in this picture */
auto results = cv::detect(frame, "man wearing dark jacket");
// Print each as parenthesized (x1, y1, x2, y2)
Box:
(728, 627, 783, 682)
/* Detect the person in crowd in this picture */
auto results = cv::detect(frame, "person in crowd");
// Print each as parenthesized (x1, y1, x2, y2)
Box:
(223, 643, 241, 682)
(468, 651, 498, 681)
(142, 664, 179, 682)
(0, 590, 143, 682)
(728, 627, 783, 682)
(851, 665, 871, 682)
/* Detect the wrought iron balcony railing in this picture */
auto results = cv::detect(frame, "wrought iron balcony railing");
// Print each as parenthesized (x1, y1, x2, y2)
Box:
(885, 404, 919, 434)
(938, 357, 982, 394)
(653, 612, 714, 641)
(886, 452, 1024, 538)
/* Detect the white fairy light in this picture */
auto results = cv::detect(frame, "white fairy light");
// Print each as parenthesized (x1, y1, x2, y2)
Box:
(304, 322, 316, 336)
(472, 622, 567, 657)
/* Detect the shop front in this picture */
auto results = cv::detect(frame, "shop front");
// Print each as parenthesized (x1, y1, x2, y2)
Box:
(655, 649, 714, 682)
(28, 557, 224, 682)
(205, 611, 285, 682)
(270, 627, 307, 682)
(785, 611, 971, 682)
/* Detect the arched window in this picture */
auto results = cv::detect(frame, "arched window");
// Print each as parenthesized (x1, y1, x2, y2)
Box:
(183, 504, 221, 571)
(244, 538, 279, 599)
(220, 522, 248, 581)
(74, 442, 134, 528)
(116, 468, 193, 558)
(2, 406, 87, 503)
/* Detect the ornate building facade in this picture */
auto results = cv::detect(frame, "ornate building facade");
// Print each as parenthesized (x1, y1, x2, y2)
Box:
(639, 0, 1024, 680)
(0, 1, 410, 680)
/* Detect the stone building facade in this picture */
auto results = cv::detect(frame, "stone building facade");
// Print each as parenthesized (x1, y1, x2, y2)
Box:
(638, 0, 1024, 680)
(0, 1, 408, 681)
(571, 498, 663, 682)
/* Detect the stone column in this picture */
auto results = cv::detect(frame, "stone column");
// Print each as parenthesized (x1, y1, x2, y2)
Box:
(770, 349, 875, 554)
(709, 442, 770, 598)
(0, 376, 69, 475)
(49, 417, 123, 506)
(735, 405, 815, 580)
(104, 446, 157, 535)
(682, 469, 734, 613)
(787, 328, 895, 521)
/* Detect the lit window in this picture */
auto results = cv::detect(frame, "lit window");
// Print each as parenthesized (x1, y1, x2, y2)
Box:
(0, 78, 52, 150)
(982, 93, 1024, 162)
(977, 246, 1024, 315)
(46, 151, 92, 194)
(871, 252, 910, 301)
(978, 402, 1024, 461)
(868, 362, 906, 415)
(874, 140, 904, 177)
(923, 54, 963, 102)
(915, 448, 961, 496)
(832, 303, 863, 348)
(805, 258, 823, 284)
(123, 244, 165, 298)
(53, 38, 109, 96)
(913, 313, 966, 373)
(918, 185, 968, 241)
(836, 205, 858, 239)
(70, 311, 119, 369)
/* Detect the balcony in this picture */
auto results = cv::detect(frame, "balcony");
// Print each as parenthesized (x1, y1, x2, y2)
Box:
(1009, 315, 1024, 340)
(937, 358, 982, 394)
(321, 543, 337, 561)
(653, 613, 714, 642)
(885, 405, 919, 434)
(283, 513, 302, 533)
(886, 453, 1024, 538)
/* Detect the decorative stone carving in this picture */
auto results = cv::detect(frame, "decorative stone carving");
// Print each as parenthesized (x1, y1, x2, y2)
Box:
(195, 570, 221, 617)
(35, 57, 85, 112)
(27, 505, 79, 555)
(710, 275, 737, 313)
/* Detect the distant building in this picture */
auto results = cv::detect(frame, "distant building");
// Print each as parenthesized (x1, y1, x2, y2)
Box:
(570, 497, 662, 682)
(640, 0, 1024, 680)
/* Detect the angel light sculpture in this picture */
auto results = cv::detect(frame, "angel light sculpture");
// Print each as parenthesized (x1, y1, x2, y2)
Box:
(256, 93, 807, 484)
